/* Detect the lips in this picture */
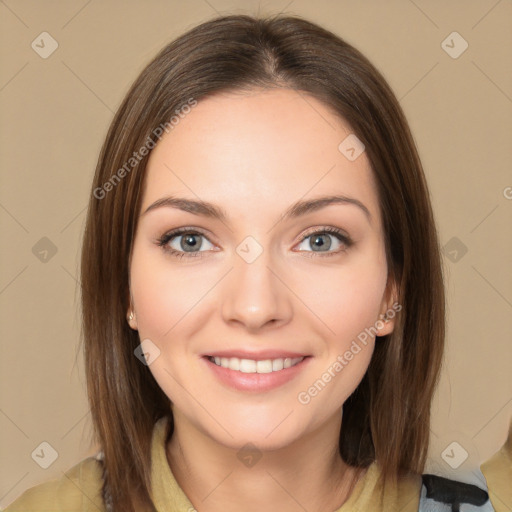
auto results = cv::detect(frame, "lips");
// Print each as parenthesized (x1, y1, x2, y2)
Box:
(202, 351, 312, 392)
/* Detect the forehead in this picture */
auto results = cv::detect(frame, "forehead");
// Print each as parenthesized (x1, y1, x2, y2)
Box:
(141, 88, 380, 225)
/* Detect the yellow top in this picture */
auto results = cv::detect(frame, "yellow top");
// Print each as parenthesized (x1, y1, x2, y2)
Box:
(480, 420, 512, 512)
(4, 416, 421, 511)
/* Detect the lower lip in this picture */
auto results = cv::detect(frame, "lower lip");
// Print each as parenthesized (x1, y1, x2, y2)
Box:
(202, 356, 311, 392)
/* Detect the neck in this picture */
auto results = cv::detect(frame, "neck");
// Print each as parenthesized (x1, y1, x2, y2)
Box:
(166, 410, 365, 512)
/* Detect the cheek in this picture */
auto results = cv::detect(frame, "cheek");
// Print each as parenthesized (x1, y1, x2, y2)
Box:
(129, 245, 195, 339)
(294, 254, 387, 347)
(293, 262, 385, 407)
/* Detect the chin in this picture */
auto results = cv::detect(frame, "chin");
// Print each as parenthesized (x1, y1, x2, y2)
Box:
(205, 418, 305, 453)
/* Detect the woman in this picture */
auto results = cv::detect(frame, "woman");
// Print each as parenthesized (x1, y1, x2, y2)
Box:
(4, 13, 495, 512)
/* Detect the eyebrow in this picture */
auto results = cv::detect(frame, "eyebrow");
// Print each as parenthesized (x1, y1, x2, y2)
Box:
(141, 194, 372, 225)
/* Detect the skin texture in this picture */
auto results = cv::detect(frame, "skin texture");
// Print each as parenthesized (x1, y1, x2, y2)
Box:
(127, 88, 397, 512)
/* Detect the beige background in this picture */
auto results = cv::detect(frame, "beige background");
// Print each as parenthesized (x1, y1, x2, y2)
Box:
(1, 0, 511, 507)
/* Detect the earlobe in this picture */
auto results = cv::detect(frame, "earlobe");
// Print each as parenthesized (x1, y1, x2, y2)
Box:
(376, 309, 395, 336)
(127, 309, 138, 330)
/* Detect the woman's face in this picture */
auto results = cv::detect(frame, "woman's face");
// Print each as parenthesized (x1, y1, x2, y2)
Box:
(128, 88, 396, 450)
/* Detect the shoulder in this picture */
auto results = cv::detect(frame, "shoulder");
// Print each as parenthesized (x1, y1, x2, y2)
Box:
(419, 473, 495, 511)
(3, 456, 106, 512)
(480, 422, 512, 510)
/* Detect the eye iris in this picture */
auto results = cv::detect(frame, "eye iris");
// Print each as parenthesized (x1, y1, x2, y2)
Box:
(311, 234, 331, 251)
(181, 234, 200, 252)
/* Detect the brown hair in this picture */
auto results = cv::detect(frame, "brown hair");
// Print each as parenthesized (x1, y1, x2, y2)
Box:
(80, 13, 445, 511)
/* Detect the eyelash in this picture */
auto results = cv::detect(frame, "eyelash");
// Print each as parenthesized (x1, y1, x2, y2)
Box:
(156, 226, 353, 260)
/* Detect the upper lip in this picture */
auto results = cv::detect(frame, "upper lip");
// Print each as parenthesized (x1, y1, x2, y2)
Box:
(204, 350, 310, 360)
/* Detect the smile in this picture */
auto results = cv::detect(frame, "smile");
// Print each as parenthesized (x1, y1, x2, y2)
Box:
(203, 354, 311, 392)
(208, 356, 305, 373)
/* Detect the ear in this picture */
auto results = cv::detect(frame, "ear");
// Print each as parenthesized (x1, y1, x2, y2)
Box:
(126, 281, 138, 330)
(126, 301, 138, 331)
(375, 276, 400, 337)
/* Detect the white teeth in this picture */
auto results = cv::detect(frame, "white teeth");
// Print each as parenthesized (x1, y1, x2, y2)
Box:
(272, 359, 284, 371)
(239, 359, 256, 373)
(256, 360, 273, 373)
(210, 356, 305, 373)
(228, 358, 240, 371)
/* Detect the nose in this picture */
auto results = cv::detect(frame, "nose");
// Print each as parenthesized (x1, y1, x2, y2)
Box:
(221, 250, 293, 332)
